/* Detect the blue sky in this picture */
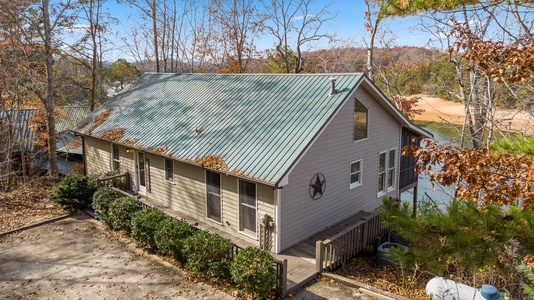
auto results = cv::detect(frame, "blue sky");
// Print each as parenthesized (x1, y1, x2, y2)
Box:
(87, 0, 432, 61)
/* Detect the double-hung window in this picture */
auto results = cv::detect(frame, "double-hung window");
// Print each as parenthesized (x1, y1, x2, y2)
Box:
(164, 158, 174, 183)
(387, 149, 396, 191)
(350, 160, 362, 189)
(206, 171, 221, 223)
(378, 151, 386, 194)
(112, 144, 120, 171)
(239, 180, 257, 237)
(378, 148, 397, 195)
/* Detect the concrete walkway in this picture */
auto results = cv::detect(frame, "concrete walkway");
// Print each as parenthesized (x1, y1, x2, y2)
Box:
(0, 213, 234, 299)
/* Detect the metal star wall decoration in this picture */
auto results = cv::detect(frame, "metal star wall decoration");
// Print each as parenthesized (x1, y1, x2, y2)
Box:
(309, 173, 326, 200)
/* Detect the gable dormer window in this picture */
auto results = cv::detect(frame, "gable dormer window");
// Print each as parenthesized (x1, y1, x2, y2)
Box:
(353, 98, 368, 141)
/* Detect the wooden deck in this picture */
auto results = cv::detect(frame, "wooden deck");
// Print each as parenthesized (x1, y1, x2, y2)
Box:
(275, 210, 373, 293)
(134, 194, 372, 295)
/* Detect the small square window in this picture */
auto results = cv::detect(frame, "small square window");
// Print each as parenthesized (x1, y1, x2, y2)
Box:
(164, 158, 174, 182)
(350, 160, 362, 189)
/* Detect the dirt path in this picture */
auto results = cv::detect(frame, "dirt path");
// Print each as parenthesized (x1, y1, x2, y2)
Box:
(413, 95, 533, 135)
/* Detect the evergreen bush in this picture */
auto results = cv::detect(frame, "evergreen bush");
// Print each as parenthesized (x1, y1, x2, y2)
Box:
(107, 196, 142, 232)
(130, 207, 166, 252)
(92, 187, 122, 227)
(182, 230, 233, 283)
(154, 216, 196, 261)
(49, 175, 97, 212)
(230, 247, 278, 300)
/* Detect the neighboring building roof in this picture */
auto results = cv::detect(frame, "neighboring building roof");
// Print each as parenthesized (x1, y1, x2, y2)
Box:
(73, 73, 430, 186)
(56, 106, 90, 133)
(0, 108, 37, 151)
(0, 106, 90, 153)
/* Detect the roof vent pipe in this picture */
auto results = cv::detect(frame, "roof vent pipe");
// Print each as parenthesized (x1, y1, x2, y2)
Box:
(329, 77, 337, 95)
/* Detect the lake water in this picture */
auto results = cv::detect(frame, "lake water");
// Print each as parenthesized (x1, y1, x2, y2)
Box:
(400, 123, 458, 207)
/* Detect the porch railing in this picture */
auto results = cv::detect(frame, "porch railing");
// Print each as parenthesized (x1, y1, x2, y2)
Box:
(315, 210, 384, 273)
(96, 172, 129, 191)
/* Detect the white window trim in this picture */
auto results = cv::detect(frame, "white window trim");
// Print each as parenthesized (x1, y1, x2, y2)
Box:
(386, 148, 397, 193)
(164, 158, 174, 184)
(349, 159, 363, 189)
(238, 179, 258, 240)
(377, 151, 387, 197)
(205, 171, 222, 225)
(111, 144, 120, 171)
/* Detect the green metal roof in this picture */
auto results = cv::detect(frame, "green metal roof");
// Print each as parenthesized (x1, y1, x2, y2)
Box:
(74, 73, 365, 185)
(56, 106, 90, 132)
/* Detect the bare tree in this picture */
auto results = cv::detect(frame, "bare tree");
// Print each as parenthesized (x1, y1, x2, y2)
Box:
(363, 0, 386, 80)
(120, 0, 161, 72)
(261, 0, 336, 73)
(418, 1, 534, 149)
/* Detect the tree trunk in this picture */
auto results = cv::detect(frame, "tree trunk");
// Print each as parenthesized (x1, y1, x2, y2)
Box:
(42, 0, 59, 179)
(152, 0, 160, 72)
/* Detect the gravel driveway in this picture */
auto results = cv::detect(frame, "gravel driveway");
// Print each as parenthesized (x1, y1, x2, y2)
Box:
(0, 213, 234, 299)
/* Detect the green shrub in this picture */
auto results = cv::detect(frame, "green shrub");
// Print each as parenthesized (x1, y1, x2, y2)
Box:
(49, 175, 97, 212)
(183, 230, 233, 283)
(130, 208, 166, 252)
(92, 187, 122, 227)
(230, 247, 278, 300)
(107, 196, 142, 232)
(154, 217, 196, 261)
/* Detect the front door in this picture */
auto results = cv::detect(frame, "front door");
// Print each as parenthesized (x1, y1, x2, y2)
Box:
(137, 151, 146, 194)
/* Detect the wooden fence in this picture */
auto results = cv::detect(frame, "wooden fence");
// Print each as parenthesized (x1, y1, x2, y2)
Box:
(315, 211, 384, 273)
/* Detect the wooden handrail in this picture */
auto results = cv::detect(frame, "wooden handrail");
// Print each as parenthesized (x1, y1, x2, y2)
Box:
(323, 210, 381, 244)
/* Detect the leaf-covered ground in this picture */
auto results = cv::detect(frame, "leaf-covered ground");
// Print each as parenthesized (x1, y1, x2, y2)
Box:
(334, 251, 434, 300)
(0, 183, 68, 233)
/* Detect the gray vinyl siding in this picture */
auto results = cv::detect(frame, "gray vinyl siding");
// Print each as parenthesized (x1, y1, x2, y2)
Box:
(84, 136, 275, 246)
(279, 86, 401, 251)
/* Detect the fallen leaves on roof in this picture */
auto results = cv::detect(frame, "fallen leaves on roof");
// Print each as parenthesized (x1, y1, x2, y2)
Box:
(65, 136, 82, 150)
(232, 168, 248, 177)
(122, 139, 138, 146)
(99, 128, 125, 141)
(86, 108, 113, 134)
(195, 155, 228, 171)
(148, 146, 169, 155)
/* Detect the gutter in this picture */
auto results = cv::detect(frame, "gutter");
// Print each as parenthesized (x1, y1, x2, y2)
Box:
(73, 131, 278, 188)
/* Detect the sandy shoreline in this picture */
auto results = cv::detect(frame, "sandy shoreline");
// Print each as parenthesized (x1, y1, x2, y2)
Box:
(413, 95, 533, 135)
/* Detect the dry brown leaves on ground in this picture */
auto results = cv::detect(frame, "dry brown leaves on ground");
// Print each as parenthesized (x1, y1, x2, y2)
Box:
(0, 183, 68, 233)
(334, 251, 433, 300)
